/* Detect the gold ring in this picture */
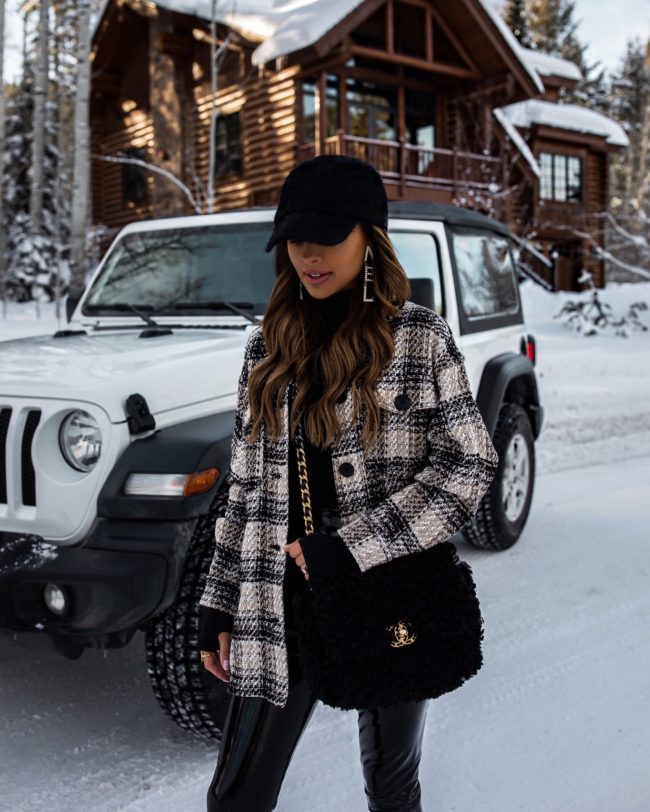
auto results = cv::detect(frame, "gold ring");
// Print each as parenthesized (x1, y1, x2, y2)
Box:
(200, 650, 217, 661)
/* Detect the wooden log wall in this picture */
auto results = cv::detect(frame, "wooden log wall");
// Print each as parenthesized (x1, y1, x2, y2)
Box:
(191, 65, 301, 210)
(584, 151, 608, 286)
(91, 112, 155, 227)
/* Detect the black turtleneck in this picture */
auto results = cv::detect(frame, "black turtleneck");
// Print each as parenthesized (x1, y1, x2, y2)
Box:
(198, 286, 362, 650)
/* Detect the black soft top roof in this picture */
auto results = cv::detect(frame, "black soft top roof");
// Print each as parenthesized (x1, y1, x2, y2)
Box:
(247, 201, 512, 238)
(386, 201, 512, 238)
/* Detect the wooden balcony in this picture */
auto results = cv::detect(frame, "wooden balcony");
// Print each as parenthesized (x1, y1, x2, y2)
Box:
(297, 130, 507, 208)
(534, 200, 591, 232)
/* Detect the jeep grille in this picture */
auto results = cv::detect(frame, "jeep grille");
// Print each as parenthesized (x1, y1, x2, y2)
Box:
(1, 407, 42, 507)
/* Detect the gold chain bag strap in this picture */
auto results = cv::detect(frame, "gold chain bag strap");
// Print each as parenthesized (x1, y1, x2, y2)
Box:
(293, 416, 315, 537)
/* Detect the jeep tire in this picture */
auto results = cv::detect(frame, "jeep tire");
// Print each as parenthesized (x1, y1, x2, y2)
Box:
(143, 489, 231, 740)
(463, 402, 535, 551)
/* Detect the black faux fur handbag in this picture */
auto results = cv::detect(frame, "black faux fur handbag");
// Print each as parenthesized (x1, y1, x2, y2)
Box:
(291, 420, 486, 712)
(291, 536, 485, 711)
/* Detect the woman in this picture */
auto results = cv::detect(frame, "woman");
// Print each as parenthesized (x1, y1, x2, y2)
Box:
(197, 155, 499, 811)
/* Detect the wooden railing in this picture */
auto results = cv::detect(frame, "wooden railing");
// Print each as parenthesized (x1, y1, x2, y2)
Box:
(297, 130, 506, 200)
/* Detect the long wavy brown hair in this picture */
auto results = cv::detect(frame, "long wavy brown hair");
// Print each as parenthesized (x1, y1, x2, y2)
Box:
(245, 223, 411, 451)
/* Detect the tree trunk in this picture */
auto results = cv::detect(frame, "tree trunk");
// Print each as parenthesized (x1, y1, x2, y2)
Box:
(29, 0, 49, 235)
(69, 0, 91, 287)
(0, 0, 7, 315)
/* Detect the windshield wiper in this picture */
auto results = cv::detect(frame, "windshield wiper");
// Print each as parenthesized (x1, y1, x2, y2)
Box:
(85, 303, 160, 327)
(165, 301, 261, 324)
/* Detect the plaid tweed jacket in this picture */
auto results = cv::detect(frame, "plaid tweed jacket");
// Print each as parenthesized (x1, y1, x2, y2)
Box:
(199, 300, 499, 708)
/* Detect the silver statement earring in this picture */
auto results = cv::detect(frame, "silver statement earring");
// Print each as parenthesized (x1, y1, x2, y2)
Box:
(363, 244, 375, 302)
(299, 279, 304, 300)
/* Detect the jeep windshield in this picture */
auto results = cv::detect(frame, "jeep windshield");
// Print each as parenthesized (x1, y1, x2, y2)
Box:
(81, 223, 275, 317)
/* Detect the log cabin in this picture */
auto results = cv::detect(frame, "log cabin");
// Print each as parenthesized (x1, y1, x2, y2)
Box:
(89, 0, 628, 291)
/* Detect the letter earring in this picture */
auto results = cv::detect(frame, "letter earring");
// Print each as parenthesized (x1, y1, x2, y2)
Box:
(363, 244, 375, 303)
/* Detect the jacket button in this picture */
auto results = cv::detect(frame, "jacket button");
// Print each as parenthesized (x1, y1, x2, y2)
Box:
(394, 393, 411, 411)
(339, 462, 354, 477)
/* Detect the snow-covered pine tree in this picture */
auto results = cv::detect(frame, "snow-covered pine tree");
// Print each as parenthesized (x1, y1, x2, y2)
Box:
(0, 0, 7, 314)
(2, 0, 77, 304)
(605, 37, 650, 282)
(3, 67, 60, 303)
(505, 0, 532, 48)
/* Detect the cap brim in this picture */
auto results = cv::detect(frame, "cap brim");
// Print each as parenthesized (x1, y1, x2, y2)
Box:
(264, 211, 357, 253)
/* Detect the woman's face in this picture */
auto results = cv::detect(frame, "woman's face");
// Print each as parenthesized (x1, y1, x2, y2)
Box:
(286, 223, 366, 299)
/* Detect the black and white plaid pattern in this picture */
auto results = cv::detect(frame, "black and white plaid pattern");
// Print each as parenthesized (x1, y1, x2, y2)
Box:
(199, 301, 499, 707)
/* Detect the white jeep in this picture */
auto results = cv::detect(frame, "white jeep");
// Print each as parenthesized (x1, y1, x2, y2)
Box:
(0, 201, 544, 739)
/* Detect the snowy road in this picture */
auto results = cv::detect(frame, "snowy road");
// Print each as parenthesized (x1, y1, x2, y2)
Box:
(2, 452, 649, 812)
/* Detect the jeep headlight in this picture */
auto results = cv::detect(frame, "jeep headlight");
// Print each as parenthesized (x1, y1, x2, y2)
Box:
(59, 410, 102, 472)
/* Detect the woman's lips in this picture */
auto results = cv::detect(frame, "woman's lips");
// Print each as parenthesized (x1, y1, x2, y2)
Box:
(303, 272, 332, 286)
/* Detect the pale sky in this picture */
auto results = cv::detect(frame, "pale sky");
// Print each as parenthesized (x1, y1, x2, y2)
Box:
(2, 0, 649, 85)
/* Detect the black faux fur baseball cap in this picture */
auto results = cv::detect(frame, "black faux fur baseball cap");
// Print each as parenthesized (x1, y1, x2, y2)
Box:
(264, 155, 388, 253)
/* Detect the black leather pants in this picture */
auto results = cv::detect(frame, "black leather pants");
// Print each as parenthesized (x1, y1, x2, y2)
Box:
(206, 633, 429, 812)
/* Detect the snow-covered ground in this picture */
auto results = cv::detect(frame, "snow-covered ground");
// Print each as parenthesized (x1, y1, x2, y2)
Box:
(1, 281, 649, 811)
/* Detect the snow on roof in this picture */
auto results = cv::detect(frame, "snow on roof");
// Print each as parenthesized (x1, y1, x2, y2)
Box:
(496, 99, 629, 147)
(250, 0, 364, 66)
(492, 108, 540, 177)
(155, 0, 282, 41)
(91, 0, 283, 44)
(517, 45, 582, 82)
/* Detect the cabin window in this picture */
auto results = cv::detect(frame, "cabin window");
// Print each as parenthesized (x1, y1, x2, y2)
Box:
(325, 76, 340, 137)
(214, 111, 243, 178)
(302, 81, 316, 142)
(539, 152, 582, 202)
(345, 78, 398, 171)
(346, 78, 397, 141)
(301, 75, 340, 143)
(122, 146, 148, 206)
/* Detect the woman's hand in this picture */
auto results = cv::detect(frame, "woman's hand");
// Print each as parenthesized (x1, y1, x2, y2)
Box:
(202, 630, 231, 682)
(283, 539, 310, 580)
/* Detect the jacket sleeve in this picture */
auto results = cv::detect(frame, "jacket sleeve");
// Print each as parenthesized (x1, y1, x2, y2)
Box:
(199, 327, 262, 614)
(336, 316, 499, 573)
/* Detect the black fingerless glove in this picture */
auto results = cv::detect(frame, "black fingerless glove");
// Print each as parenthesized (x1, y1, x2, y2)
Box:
(197, 605, 234, 651)
(300, 532, 361, 579)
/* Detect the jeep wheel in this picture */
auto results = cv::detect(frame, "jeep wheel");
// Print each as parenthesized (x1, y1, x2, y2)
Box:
(143, 489, 231, 740)
(463, 403, 535, 551)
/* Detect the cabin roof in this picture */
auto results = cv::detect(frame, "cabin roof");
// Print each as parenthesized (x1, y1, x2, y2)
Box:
(496, 99, 629, 147)
(517, 46, 583, 83)
(93, 0, 545, 96)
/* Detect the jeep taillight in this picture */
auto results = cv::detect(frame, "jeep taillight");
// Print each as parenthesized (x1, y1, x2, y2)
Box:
(520, 334, 537, 366)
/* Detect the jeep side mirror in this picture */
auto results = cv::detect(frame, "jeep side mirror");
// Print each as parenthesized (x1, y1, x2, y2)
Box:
(408, 278, 435, 312)
(66, 287, 85, 322)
